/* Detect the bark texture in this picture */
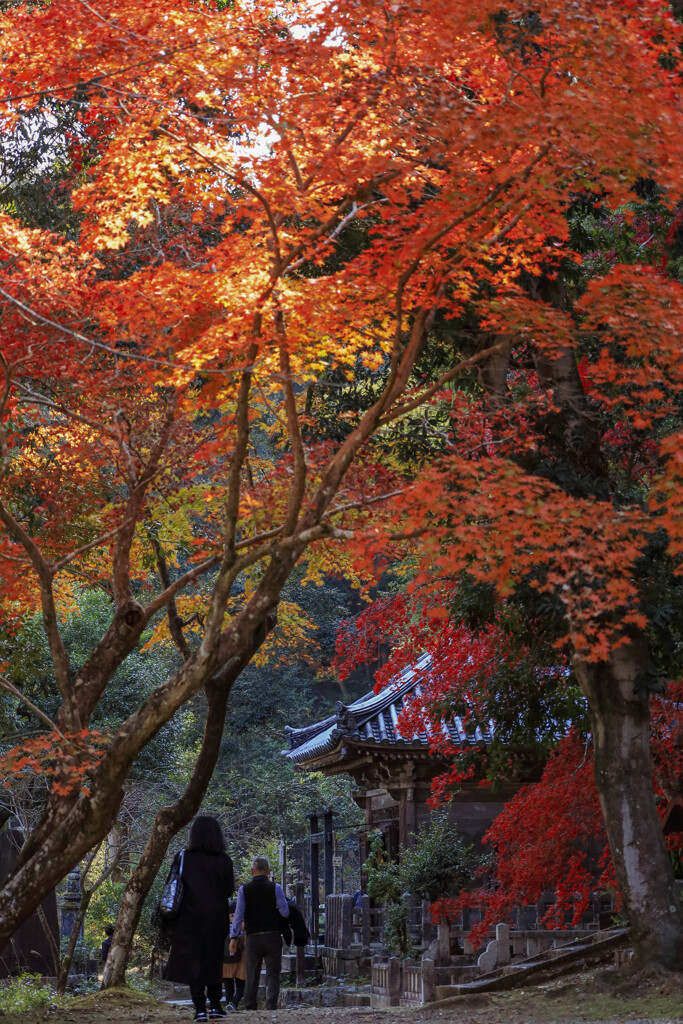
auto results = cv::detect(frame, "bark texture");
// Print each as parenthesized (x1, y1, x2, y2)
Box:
(575, 637, 683, 970)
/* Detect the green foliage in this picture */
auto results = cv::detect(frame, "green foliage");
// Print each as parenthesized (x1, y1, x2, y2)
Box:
(0, 590, 191, 779)
(382, 897, 414, 958)
(363, 821, 476, 955)
(0, 974, 54, 1014)
(398, 816, 475, 902)
(84, 877, 126, 950)
(363, 833, 401, 904)
(362, 835, 416, 956)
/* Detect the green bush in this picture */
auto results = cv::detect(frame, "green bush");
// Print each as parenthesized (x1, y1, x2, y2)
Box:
(382, 896, 416, 957)
(0, 974, 54, 1014)
(399, 815, 475, 902)
(363, 833, 400, 904)
(363, 819, 475, 956)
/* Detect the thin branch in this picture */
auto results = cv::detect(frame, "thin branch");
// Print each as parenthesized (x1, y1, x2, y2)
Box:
(0, 354, 12, 483)
(0, 676, 65, 738)
(328, 489, 405, 518)
(147, 530, 191, 660)
(14, 381, 113, 436)
(0, 288, 240, 376)
(112, 393, 179, 607)
(379, 338, 513, 427)
(145, 555, 221, 619)
(52, 519, 135, 574)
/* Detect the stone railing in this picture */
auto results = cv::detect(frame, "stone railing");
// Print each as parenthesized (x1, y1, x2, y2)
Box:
(370, 955, 435, 1008)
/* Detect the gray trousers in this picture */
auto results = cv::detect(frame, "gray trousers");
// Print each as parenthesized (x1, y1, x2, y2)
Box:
(244, 930, 282, 1010)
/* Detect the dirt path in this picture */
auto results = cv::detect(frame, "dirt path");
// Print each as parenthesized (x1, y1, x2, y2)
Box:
(1, 968, 681, 1024)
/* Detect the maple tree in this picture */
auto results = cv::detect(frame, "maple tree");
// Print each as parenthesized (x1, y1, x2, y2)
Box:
(1, 0, 683, 972)
(429, 683, 683, 949)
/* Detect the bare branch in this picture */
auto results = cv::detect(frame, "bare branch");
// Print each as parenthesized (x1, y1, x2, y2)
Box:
(0, 675, 65, 738)
(0, 288, 240, 377)
(378, 338, 513, 427)
(53, 519, 135, 574)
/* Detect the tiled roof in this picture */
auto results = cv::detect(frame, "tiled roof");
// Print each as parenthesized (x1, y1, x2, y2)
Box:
(283, 653, 493, 765)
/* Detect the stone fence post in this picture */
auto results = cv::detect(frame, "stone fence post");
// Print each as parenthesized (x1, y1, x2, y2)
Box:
(421, 957, 435, 1004)
(387, 956, 401, 1006)
(361, 893, 371, 949)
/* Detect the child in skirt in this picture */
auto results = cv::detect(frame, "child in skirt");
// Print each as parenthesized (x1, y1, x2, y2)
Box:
(223, 907, 246, 1010)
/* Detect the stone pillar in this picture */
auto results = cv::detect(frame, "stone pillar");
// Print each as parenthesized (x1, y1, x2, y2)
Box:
(437, 920, 450, 963)
(387, 956, 401, 1006)
(59, 868, 83, 943)
(421, 957, 435, 1004)
(361, 893, 371, 950)
(421, 900, 433, 947)
(495, 923, 510, 965)
(340, 893, 353, 950)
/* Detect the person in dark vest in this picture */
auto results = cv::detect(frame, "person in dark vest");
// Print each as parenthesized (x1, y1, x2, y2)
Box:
(229, 855, 289, 1011)
(100, 923, 115, 963)
(164, 816, 235, 1022)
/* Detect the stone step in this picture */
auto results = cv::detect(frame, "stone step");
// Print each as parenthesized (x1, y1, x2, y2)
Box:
(435, 965, 481, 981)
(281, 953, 319, 971)
(341, 991, 372, 1007)
(433, 929, 629, 1001)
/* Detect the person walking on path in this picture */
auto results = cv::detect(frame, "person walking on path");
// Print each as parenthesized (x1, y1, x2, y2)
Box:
(229, 855, 289, 1011)
(164, 816, 235, 1022)
(223, 901, 246, 1011)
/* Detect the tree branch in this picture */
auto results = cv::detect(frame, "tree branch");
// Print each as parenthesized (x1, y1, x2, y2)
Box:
(0, 675, 65, 737)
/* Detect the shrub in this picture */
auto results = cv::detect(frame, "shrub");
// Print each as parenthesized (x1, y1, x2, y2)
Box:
(399, 815, 475, 902)
(0, 974, 54, 1014)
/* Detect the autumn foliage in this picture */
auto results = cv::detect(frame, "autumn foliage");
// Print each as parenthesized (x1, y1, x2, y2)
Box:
(1, 0, 683, 968)
(431, 685, 683, 949)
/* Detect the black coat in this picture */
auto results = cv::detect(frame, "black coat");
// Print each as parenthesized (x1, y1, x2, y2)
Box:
(279, 899, 310, 947)
(164, 850, 234, 985)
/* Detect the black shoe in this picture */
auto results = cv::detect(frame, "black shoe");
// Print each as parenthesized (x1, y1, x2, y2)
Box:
(209, 1008, 228, 1020)
(194, 1013, 208, 1022)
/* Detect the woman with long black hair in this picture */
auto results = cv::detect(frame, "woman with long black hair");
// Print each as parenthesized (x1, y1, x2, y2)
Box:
(164, 816, 235, 1021)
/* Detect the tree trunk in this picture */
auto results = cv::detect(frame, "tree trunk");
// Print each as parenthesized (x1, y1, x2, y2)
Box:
(574, 636, 683, 970)
(101, 618, 274, 988)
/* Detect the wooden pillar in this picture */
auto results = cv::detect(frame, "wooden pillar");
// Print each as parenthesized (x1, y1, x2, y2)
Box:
(309, 813, 319, 945)
(323, 809, 334, 896)
(295, 882, 306, 987)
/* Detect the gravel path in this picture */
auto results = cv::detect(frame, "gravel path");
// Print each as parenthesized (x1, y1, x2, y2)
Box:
(2, 969, 681, 1024)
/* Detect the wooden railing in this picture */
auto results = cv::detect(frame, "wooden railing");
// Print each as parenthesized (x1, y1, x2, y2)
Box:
(322, 893, 383, 950)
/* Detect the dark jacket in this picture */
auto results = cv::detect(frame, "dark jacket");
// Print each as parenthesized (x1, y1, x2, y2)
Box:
(164, 849, 234, 984)
(279, 899, 310, 947)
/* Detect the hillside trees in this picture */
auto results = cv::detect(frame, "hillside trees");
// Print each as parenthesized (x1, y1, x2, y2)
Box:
(1, 0, 682, 966)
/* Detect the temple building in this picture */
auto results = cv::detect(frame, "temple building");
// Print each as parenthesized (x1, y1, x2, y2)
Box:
(283, 654, 519, 859)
